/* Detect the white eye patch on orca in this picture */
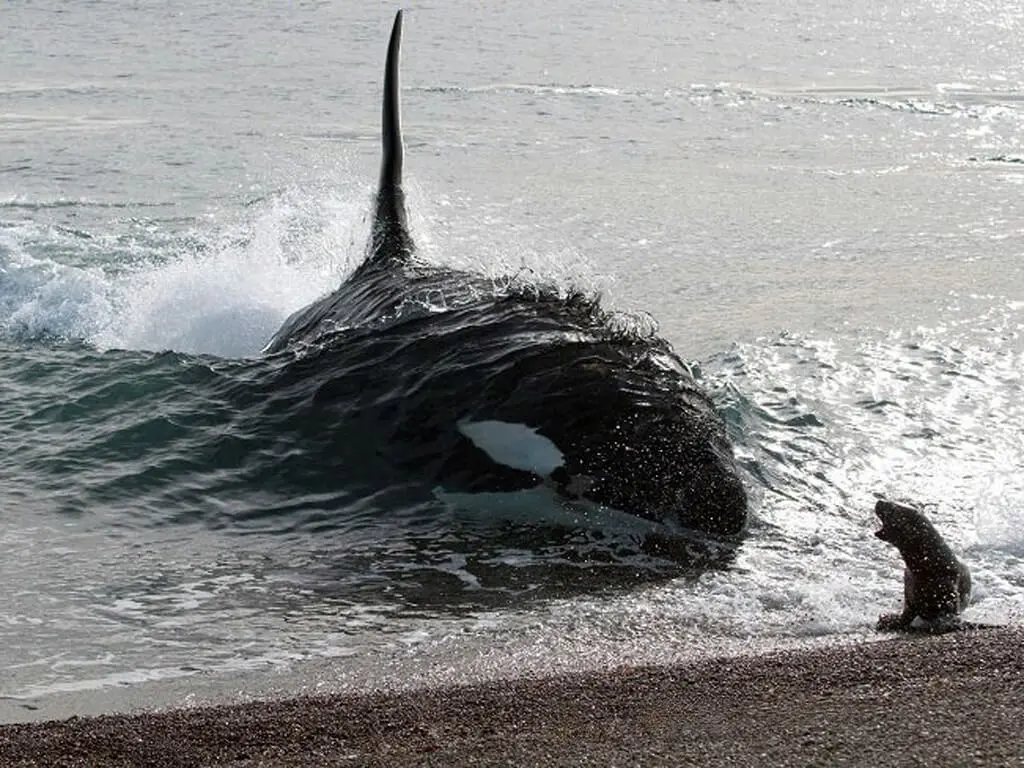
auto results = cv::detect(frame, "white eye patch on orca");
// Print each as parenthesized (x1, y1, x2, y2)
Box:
(457, 419, 565, 477)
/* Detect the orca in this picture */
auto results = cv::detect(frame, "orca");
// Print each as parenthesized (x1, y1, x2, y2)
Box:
(262, 10, 748, 538)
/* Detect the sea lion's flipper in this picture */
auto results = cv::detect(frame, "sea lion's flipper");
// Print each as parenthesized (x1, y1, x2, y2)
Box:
(875, 612, 913, 632)
(875, 615, 1003, 635)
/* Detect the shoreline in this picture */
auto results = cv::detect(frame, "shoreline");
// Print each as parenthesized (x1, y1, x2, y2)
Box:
(2, 627, 1022, 767)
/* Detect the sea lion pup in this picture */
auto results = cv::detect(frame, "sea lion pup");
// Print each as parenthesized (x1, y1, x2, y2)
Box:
(874, 499, 972, 633)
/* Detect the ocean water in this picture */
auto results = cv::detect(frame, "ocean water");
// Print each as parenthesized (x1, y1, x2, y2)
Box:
(2, 0, 1024, 719)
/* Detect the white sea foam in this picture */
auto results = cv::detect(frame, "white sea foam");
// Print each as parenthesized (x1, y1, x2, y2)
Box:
(0, 187, 369, 356)
(93, 190, 369, 357)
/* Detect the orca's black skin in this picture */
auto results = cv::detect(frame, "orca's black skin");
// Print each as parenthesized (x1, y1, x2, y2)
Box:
(263, 10, 748, 538)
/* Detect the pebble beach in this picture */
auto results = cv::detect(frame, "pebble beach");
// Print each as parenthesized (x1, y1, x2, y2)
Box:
(2, 628, 1021, 767)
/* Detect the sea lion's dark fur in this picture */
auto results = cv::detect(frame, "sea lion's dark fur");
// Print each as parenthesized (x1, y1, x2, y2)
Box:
(874, 499, 972, 633)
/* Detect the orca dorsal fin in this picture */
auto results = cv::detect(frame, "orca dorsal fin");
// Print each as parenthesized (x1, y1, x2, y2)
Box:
(366, 9, 414, 267)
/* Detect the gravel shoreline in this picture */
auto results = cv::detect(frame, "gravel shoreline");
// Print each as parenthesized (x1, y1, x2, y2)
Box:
(2, 627, 1022, 767)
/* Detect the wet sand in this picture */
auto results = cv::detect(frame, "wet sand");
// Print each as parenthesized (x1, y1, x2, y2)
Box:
(1, 627, 1022, 767)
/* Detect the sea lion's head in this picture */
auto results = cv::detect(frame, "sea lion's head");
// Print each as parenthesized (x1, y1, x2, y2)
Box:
(874, 499, 934, 547)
